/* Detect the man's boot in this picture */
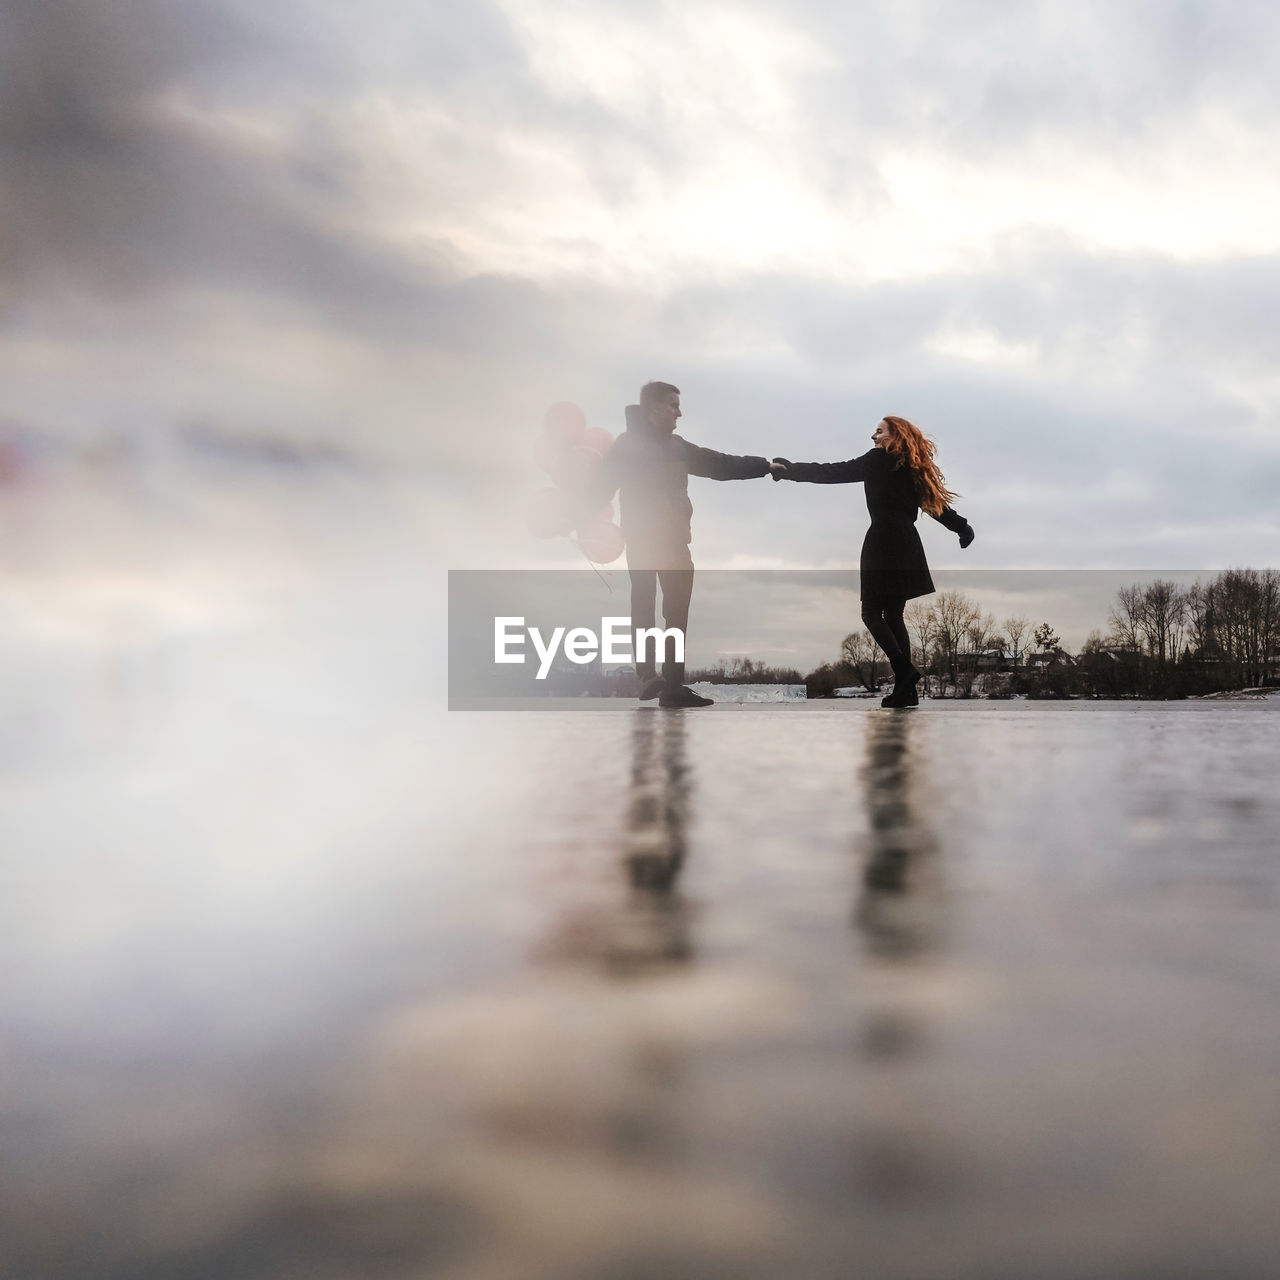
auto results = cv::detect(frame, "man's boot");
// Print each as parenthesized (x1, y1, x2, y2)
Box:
(659, 684, 714, 708)
(637, 673, 665, 700)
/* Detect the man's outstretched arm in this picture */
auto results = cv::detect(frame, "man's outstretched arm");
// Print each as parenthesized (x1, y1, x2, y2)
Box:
(682, 439, 770, 481)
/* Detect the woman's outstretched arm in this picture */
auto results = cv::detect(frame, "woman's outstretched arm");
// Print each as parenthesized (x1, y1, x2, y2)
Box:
(930, 506, 975, 547)
(770, 450, 877, 484)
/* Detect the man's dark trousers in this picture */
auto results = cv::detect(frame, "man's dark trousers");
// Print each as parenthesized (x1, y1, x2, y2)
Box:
(627, 542, 694, 690)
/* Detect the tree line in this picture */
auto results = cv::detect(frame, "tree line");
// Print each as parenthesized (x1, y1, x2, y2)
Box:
(800, 569, 1280, 699)
(687, 655, 805, 685)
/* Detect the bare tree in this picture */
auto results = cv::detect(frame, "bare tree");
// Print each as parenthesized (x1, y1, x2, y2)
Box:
(1200, 568, 1280, 685)
(950, 609, 993, 695)
(1109, 585, 1144, 652)
(1002, 615, 1029, 671)
(966, 610, 997, 655)
(930, 591, 982, 691)
(904, 600, 934, 686)
(841, 630, 883, 690)
(1185, 582, 1211, 655)
(1111, 580, 1190, 665)
(1141, 579, 1188, 665)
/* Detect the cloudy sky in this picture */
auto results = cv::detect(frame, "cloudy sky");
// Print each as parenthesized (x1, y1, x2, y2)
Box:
(5, 0, 1280, 581)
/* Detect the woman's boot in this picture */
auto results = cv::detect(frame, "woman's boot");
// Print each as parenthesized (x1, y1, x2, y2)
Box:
(881, 654, 921, 708)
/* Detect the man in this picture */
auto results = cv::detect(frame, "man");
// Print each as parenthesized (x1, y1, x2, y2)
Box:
(590, 381, 770, 708)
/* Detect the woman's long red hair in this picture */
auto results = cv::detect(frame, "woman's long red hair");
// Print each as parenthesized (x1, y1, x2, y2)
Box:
(881, 415, 958, 516)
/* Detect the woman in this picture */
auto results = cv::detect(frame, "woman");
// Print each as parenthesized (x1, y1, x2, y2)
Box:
(771, 416, 974, 708)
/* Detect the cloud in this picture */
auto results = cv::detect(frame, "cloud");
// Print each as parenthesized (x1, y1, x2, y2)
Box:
(2, 0, 1278, 573)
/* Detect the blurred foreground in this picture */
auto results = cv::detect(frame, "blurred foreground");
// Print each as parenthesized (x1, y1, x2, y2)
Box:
(4, 473, 1280, 1277)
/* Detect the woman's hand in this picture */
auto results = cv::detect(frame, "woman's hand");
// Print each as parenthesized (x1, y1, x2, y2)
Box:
(770, 457, 791, 481)
(958, 522, 975, 549)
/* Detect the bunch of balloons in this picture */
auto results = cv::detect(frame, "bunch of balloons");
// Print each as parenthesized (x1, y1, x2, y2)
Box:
(524, 401, 625, 563)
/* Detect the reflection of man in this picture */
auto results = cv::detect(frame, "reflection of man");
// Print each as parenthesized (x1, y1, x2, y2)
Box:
(536, 713, 693, 972)
(592, 382, 770, 708)
(617, 712, 693, 967)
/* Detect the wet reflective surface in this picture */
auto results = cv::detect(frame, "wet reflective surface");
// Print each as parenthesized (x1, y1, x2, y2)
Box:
(5, 695, 1280, 1278)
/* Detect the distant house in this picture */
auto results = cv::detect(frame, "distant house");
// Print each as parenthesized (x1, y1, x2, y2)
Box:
(1025, 649, 1077, 670)
(1087, 647, 1143, 666)
(972, 648, 1014, 671)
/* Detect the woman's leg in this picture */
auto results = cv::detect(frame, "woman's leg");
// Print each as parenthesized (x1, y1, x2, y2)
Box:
(861, 597, 915, 669)
(860, 597, 905, 663)
(863, 596, 919, 707)
(881, 599, 912, 668)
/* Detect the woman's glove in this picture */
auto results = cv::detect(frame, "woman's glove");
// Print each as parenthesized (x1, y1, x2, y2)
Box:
(958, 522, 975, 549)
(770, 457, 792, 481)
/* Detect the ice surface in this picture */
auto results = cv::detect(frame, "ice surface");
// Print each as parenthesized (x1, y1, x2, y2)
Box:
(5, 475, 1280, 1278)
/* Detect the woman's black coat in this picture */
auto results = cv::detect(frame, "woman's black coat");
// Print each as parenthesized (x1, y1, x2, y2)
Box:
(781, 448, 971, 600)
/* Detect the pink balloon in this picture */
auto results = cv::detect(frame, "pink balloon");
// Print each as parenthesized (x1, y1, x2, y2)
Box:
(582, 426, 614, 456)
(543, 401, 587, 447)
(577, 519, 624, 564)
(550, 444, 603, 493)
(525, 487, 575, 539)
(533, 433, 566, 474)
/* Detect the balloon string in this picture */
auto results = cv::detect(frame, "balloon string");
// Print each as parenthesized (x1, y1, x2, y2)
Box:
(573, 536, 612, 591)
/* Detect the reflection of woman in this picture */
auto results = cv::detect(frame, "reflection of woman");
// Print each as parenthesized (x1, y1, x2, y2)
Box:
(771, 416, 975, 707)
(854, 713, 941, 961)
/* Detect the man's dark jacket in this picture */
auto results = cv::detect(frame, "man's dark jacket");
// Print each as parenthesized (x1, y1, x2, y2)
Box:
(595, 405, 769, 550)
(780, 448, 971, 600)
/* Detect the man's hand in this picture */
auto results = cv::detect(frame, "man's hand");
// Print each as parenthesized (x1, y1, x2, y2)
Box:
(770, 457, 792, 481)
(958, 522, 975, 549)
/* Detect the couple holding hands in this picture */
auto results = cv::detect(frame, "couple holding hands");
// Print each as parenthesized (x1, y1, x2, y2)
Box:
(591, 381, 975, 709)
